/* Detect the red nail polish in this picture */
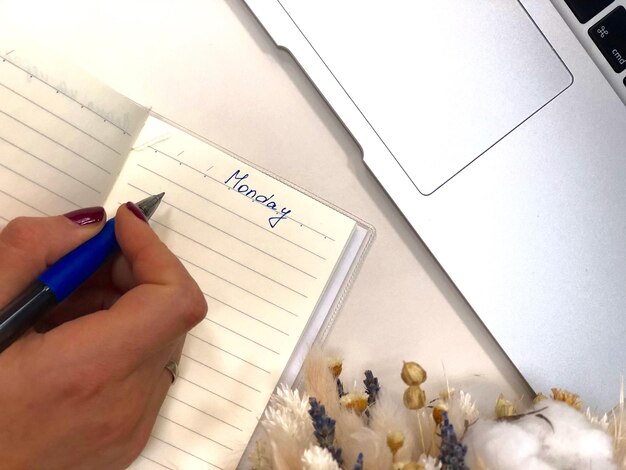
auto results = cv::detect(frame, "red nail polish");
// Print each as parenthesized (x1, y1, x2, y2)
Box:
(63, 206, 105, 226)
(125, 201, 148, 222)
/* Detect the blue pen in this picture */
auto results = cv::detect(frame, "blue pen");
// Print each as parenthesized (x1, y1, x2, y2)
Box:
(0, 193, 165, 352)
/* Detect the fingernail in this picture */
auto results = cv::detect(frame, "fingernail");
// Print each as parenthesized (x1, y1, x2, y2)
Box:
(125, 201, 148, 223)
(63, 206, 106, 226)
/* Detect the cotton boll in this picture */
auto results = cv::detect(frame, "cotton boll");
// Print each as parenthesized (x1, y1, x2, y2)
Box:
(464, 419, 555, 469)
(465, 401, 617, 469)
(517, 401, 616, 469)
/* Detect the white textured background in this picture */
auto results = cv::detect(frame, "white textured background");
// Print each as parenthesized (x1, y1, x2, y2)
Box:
(0, 0, 530, 412)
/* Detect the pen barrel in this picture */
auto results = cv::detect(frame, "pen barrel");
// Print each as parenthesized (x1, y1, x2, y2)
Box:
(38, 219, 119, 302)
(0, 281, 56, 351)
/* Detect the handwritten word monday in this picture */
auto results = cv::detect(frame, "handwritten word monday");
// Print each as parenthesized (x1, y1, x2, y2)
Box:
(224, 170, 292, 228)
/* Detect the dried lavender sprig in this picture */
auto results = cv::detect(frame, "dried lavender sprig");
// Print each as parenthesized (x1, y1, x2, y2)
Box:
(352, 452, 364, 470)
(337, 378, 347, 398)
(363, 370, 380, 406)
(308, 397, 344, 466)
(309, 397, 335, 447)
(439, 411, 469, 470)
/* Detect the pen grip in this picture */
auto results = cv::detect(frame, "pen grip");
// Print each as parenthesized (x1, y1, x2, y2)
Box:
(38, 219, 119, 301)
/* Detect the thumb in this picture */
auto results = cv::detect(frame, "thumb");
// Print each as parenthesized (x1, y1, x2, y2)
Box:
(0, 207, 107, 305)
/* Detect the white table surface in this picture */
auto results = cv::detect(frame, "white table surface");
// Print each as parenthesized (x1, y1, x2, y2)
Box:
(1, 0, 531, 412)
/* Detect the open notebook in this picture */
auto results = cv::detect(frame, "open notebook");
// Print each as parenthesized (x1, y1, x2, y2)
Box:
(0, 42, 372, 469)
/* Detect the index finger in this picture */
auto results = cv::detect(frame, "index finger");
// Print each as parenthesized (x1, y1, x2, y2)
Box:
(53, 202, 207, 370)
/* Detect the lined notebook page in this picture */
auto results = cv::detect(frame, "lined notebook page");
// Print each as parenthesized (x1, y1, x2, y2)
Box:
(108, 117, 356, 470)
(0, 42, 147, 226)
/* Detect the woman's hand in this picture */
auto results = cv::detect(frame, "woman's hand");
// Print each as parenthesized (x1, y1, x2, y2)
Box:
(0, 203, 207, 469)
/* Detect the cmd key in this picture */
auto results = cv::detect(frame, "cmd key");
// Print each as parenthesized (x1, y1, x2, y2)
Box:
(589, 6, 626, 73)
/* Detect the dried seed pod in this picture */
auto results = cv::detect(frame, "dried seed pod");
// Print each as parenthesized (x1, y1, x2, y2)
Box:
(495, 393, 517, 418)
(387, 430, 405, 456)
(403, 385, 426, 410)
(327, 357, 343, 379)
(401, 361, 427, 386)
(432, 403, 449, 426)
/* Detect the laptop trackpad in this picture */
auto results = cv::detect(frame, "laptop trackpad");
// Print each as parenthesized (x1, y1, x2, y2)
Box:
(280, 0, 573, 194)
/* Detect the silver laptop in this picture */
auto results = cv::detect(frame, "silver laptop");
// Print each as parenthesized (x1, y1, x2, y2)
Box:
(243, 0, 626, 411)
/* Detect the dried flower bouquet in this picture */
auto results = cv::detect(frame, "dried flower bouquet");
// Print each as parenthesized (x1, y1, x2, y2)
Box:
(250, 349, 625, 470)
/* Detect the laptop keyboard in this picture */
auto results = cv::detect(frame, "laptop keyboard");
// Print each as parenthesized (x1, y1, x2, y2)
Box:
(561, 0, 626, 97)
(564, 0, 614, 23)
(588, 6, 626, 73)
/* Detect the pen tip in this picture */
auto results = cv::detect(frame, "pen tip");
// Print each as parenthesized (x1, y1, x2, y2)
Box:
(135, 192, 165, 220)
